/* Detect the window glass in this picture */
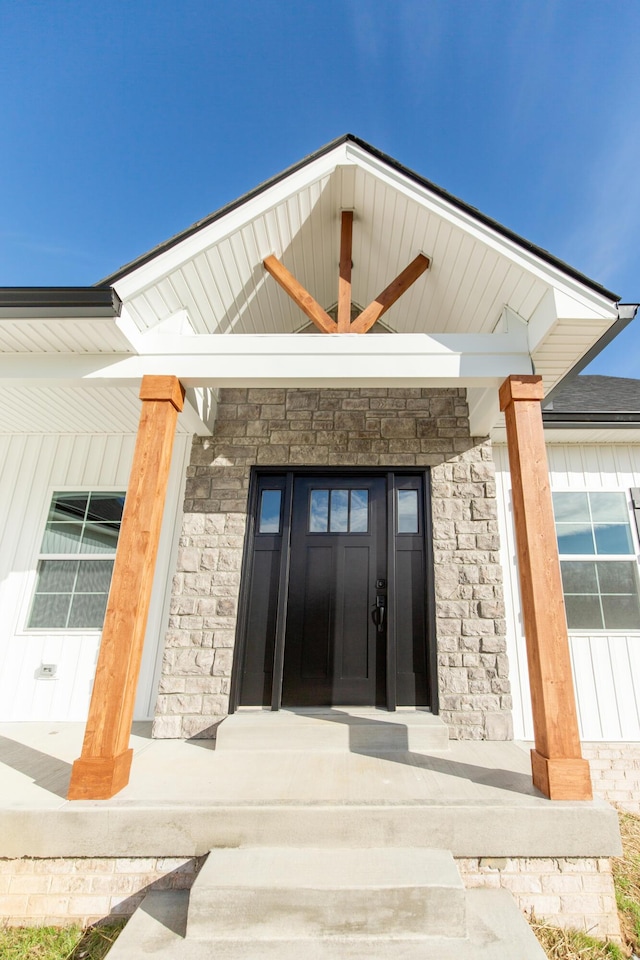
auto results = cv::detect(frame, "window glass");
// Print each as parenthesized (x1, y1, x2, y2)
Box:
(309, 490, 329, 532)
(258, 489, 282, 534)
(589, 492, 629, 522)
(397, 489, 419, 534)
(47, 493, 88, 522)
(556, 523, 595, 555)
(330, 490, 349, 532)
(593, 523, 634, 555)
(555, 489, 640, 632)
(552, 491, 589, 522)
(308, 488, 369, 533)
(350, 490, 369, 533)
(27, 492, 124, 630)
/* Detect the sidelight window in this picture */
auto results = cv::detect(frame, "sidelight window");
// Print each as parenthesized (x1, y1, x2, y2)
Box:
(553, 491, 640, 631)
(27, 491, 125, 630)
(258, 489, 282, 533)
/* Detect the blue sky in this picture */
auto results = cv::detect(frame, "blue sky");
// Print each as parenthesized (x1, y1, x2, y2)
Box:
(1, 0, 639, 374)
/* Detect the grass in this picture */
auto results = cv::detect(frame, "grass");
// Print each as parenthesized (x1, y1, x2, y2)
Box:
(614, 812, 640, 954)
(531, 810, 640, 960)
(0, 920, 125, 959)
(531, 918, 627, 959)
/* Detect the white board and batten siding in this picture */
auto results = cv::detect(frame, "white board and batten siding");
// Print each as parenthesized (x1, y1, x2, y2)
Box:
(495, 443, 640, 742)
(0, 432, 190, 722)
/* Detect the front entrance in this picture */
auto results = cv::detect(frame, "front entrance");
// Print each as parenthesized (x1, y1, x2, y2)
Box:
(283, 476, 386, 706)
(234, 470, 435, 711)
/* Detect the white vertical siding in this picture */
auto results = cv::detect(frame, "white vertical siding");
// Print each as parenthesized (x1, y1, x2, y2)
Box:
(495, 443, 640, 741)
(0, 432, 190, 722)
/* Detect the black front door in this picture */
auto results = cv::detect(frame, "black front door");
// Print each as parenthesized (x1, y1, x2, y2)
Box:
(282, 476, 386, 706)
(235, 469, 434, 711)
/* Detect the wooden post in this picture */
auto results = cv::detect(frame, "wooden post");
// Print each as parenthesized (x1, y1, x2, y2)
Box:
(67, 375, 185, 800)
(499, 375, 592, 800)
(338, 211, 353, 333)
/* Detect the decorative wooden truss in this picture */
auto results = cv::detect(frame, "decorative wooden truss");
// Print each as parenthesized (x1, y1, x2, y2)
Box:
(264, 211, 430, 334)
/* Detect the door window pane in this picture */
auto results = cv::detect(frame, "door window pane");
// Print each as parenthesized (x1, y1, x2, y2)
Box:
(350, 490, 369, 532)
(397, 490, 419, 534)
(309, 490, 329, 532)
(330, 490, 349, 532)
(258, 489, 282, 534)
(309, 488, 369, 533)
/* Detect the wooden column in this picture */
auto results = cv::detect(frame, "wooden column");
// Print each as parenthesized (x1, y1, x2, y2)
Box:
(499, 375, 592, 800)
(67, 375, 185, 800)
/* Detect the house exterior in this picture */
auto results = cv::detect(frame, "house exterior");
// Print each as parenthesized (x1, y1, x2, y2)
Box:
(0, 135, 637, 808)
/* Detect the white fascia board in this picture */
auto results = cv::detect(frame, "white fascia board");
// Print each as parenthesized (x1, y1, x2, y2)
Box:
(345, 142, 619, 318)
(181, 387, 215, 436)
(113, 145, 352, 302)
(466, 386, 501, 437)
(527, 287, 617, 354)
(0, 332, 532, 388)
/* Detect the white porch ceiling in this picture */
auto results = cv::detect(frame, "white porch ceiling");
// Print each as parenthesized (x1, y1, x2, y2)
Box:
(120, 164, 553, 340)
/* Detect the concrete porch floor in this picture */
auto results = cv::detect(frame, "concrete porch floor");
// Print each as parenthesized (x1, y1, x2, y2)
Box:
(0, 710, 621, 860)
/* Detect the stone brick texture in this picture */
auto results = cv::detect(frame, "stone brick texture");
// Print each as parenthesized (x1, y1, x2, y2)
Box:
(154, 387, 512, 740)
(583, 742, 640, 813)
(0, 856, 203, 927)
(457, 855, 621, 941)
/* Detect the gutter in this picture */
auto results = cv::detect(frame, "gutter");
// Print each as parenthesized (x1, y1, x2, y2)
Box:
(0, 286, 121, 319)
(543, 411, 640, 429)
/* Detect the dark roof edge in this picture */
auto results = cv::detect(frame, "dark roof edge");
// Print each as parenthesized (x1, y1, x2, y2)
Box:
(98, 134, 620, 301)
(543, 304, 639, 408)
(543, 411, 640, 427)
(0, 286, 121, 316)
(98, 134, 353, 285)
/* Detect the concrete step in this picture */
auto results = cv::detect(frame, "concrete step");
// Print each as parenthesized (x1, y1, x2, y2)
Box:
(216, 708, 450, 753)
(110, 888, 547, 959)
(187, 847, 466, 940)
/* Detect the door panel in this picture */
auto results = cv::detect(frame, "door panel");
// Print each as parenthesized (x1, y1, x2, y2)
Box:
(238, 476, 286, 706)
(393, 476, 429, 706)
(282, 476, 386, 706)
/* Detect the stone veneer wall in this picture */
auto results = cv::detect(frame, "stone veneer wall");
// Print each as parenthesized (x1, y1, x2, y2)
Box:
(153, 387, 512, 740)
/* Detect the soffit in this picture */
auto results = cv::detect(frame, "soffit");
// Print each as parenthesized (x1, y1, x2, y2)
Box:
(0, 317, 134, 354)
(116, 154, 615, 343)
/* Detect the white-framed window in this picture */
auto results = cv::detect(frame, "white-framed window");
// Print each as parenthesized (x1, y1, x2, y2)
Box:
(26, 490, 126, 631)
(553, 490, 640, 631)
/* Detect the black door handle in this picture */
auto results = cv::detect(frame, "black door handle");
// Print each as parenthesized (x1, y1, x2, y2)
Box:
(372, 595, 386, 633)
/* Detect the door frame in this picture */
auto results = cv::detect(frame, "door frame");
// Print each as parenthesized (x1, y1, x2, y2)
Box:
(229, 467, 439, 714)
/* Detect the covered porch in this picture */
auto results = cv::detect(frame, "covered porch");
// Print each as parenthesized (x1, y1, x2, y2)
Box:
(0, 711, 621, 941)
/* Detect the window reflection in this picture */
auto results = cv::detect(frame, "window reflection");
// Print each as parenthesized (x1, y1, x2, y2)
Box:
(397, 489, 418, 533)
(258, 489, 282, 534)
